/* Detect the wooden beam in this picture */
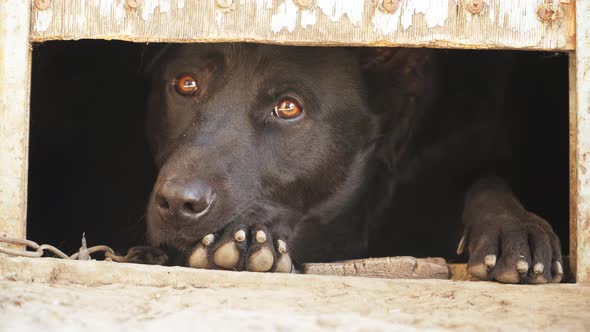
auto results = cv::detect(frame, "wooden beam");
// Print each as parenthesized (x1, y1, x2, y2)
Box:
(572, 0, 590, 284)
(0, 1, 31, 249)
(30, 0, 574, 51)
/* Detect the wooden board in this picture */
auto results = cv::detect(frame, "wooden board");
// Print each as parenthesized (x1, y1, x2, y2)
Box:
(571, 0, 590, 284)
(0, 1, 32, 250)
(303, 257, 451, 280)
(30, 0, 574, 51)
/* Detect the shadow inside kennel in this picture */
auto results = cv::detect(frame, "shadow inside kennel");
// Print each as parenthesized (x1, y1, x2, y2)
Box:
(27, 41, 570, 266)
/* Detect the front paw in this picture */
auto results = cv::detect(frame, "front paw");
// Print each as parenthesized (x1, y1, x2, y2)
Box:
(461, 213, 563, 284)
(187, 223, 293, 273)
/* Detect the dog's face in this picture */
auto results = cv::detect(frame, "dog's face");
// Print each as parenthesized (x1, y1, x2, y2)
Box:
(145, 43, 378, 254)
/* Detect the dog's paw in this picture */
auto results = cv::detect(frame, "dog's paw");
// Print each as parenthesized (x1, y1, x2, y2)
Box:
(461, 213, 563, 284)
(187, 223, 293, 273)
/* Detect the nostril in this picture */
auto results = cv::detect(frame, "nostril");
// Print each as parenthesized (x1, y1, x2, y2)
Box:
(183, 201, 202, 215)
(155, 179, 216, 222)
(155, 194, 170, 210)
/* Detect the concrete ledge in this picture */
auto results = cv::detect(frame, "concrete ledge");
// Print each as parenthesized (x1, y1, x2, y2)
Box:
(1, 256, 589, 331)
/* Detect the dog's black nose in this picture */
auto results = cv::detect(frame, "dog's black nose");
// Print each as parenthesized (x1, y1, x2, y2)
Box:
(155, 179, 216, 222)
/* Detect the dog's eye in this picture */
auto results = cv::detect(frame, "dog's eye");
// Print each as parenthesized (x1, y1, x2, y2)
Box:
(272, 99, 303, 120)
(175, 74, 198, 96)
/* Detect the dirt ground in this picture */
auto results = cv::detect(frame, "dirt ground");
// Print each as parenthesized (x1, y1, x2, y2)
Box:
(0, 257, 589, 331)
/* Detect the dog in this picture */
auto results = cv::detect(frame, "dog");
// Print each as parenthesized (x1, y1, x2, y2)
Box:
(141, 43, 563, 284)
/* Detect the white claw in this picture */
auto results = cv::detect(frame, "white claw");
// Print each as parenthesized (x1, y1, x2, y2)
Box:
(234, 230, 246, 242)
(516, 260, 529, 273)
(552, 261, 564, 283)
(456, 235, 466, 255)
(277, 239, 287, 254)
(256, 230, 267, 243)
(202, 234, 215, 246)
(484, 255, 497, 269)
(534, 262, 544, 275)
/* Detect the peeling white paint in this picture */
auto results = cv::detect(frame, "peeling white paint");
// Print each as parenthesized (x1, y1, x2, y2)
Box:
(215, 10, 223, 29)
(140, 0, 171, 21)
(34, 9, 53, 32)
(99, 0, 113, 17)
(256, 0, 273, 13)
(77, 0, 87, 27)
(114, 1, 126, 24)
(401, 0, 449, 30)
(160, 0, 171, 13)
(491, 0, 539, 32)
(177, 0, 185, 9)
(372, 8, 401, 35)
(271, 1, 299, 33)
(300, 9, 317, 29)
(316, 0, 363, 25)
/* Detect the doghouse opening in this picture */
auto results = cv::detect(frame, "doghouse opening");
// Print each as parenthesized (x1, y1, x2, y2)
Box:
(27, 40, 570, 266)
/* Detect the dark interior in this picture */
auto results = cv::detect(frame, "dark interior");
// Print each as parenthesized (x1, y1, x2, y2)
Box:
(27, 41, 570, 262)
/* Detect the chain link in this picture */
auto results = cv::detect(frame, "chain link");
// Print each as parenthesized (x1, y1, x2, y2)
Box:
(0, 235, 128, 262)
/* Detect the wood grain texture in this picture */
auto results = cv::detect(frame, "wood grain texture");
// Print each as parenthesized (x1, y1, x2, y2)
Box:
(0, 1, 31, 250)
(303, 257, 451, 280)
(571, 0, 590, 284)
(30, 0, 574, 51)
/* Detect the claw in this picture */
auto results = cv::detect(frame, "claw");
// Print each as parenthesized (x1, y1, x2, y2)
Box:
(484, 255, 497, 269)
(234, 230, 246, 242)
(277, 239, 287, 254)
(552, 261, 563, 283)
(516, 260, 529, 273)
(533, 262, 544, 275)
(214, 242, 240, 269)
(202, 234, 215, 246)
(255, 230, 267, 244)
(456, 235, 466, 255)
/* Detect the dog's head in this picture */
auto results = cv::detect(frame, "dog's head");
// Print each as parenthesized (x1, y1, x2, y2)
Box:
(144, 43, 432, 255)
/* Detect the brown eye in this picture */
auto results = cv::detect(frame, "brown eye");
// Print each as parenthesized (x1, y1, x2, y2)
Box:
(175, 74, 198, 96)
(272, 99, 303, 120)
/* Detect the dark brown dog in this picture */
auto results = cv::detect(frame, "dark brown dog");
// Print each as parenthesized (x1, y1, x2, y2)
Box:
(143, 43, 563, 284)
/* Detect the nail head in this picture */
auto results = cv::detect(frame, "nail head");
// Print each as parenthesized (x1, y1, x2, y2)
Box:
(466, 0, 484, 15)
(295, 0, 315, 9)
(126, 0, 142, 8)
(34, 0, 51, 10)
(216, 0, 234, 9)
(381, 0, 399, 13)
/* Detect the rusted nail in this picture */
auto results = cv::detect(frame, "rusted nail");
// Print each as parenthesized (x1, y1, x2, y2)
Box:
(126, 0, 142, 9)
(34, 0, 51, 10)
(537, 3, 557, 22)
(216, 0, 234, 9)
(381, 0, 399, 13)
(295, 0, 315, 9)
(465, 0, 484, 15)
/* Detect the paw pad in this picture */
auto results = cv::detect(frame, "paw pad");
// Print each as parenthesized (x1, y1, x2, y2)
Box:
(187, 226, 292, 273)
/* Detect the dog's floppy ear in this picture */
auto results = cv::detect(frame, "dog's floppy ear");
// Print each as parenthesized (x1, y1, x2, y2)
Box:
(139, 43, 173, 73)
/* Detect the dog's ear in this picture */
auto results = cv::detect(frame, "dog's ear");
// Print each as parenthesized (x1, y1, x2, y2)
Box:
(139, 43, 173, 74)
(357, 47, 435, 97)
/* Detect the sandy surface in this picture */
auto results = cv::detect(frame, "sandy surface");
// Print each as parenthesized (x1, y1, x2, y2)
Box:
(0, 257, 589, 331)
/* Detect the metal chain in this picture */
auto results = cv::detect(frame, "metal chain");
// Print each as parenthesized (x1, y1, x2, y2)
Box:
(0, 235, 128, 262)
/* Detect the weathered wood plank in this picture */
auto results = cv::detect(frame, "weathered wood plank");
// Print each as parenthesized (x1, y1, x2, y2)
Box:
(303, 257, 451, 280)
(572, 0, 590, 284)
(0, 1, 31, 249)
(30, 0, 574, 51)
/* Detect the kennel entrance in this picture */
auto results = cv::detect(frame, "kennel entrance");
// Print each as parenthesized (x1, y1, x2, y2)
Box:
(0, 0, 588, 285)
